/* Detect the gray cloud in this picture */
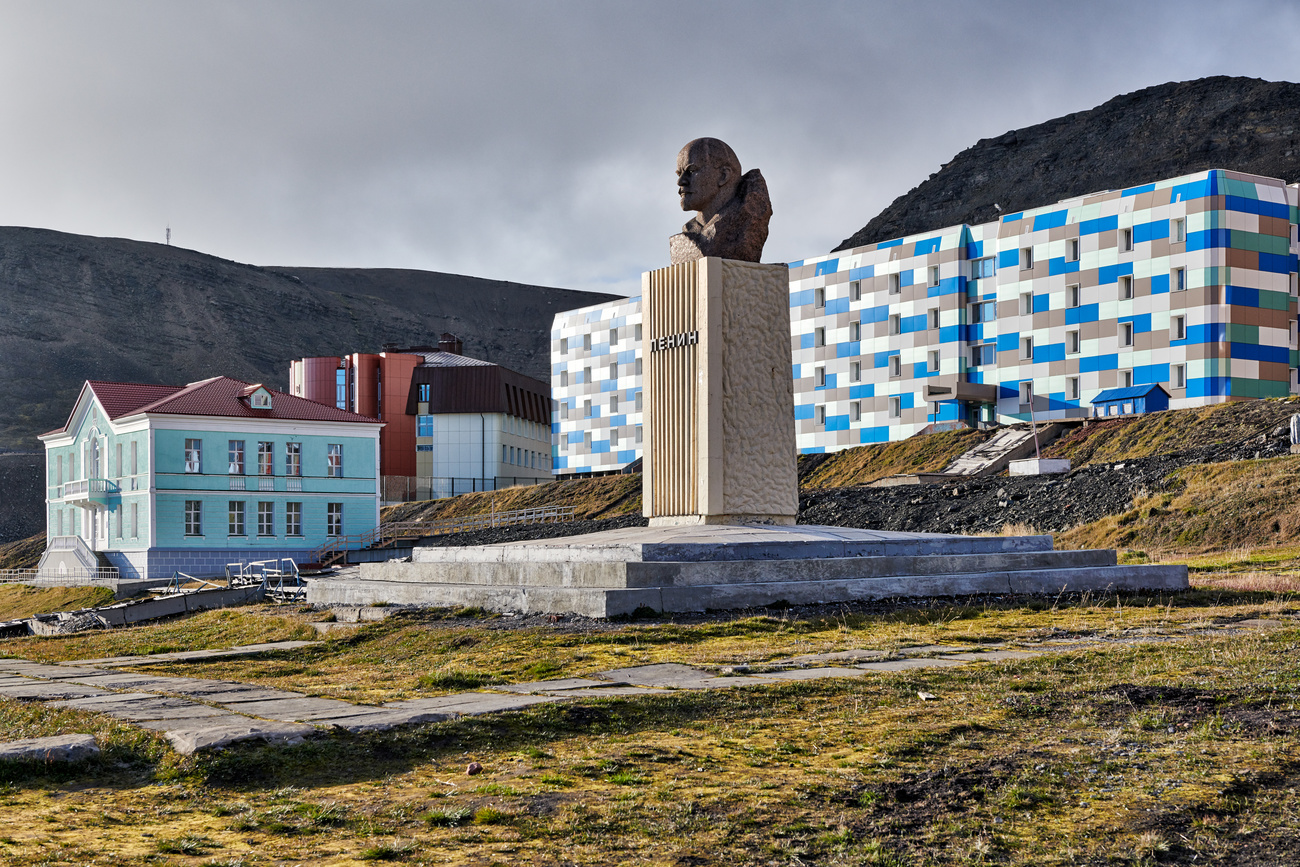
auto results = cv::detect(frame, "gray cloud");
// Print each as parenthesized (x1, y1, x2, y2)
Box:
(0, 0, 1297, 295)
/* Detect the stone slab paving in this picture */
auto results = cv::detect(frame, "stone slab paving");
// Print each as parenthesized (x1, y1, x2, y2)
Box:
(0, 734, 99, 762)
(61, 641, 320, 668)
(7, 622, 1295, 755)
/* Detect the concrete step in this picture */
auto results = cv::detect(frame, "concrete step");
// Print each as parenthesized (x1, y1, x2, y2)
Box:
(349, 548, 1119, 590)
(308, 563, 1189, 618)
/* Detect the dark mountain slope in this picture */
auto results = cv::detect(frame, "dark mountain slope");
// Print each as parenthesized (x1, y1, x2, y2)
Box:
(0, 226, 616, 450)
(835, 76, 1300, 250)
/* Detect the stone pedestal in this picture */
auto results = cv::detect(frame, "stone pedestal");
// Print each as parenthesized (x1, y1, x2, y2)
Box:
(641, 258, 797, 526)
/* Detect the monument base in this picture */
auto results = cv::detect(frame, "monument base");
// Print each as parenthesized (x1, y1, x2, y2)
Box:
(648, 514, 797, 528)
(309, 524, 1189, 618)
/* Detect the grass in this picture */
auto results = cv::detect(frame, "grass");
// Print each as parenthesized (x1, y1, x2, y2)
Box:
(0, 603, 1297, 864)
(0, 584, 115, 621)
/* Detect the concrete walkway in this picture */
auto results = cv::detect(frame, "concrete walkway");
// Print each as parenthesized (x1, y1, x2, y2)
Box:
(1, 616, 1294, 756)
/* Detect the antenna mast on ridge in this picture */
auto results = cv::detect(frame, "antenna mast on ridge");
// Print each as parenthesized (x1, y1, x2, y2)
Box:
(166, 225, 171, 245)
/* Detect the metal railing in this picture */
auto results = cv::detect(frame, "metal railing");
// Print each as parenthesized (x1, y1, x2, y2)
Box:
(0, 567, 120, 585)
(310, 504, 577, 567)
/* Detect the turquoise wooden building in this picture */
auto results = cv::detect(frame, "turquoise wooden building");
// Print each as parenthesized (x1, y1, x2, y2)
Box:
(38, 377, 383, 580)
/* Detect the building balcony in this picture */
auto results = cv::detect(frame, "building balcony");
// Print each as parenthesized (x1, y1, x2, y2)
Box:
(61, 478, 119, 507)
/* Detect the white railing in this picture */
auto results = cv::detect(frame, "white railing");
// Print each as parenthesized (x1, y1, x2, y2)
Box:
(287, 478, 303, 492)
(258, 477, 275, 491)
(229, 477, 246, 490)
(0, 568, 120, 585)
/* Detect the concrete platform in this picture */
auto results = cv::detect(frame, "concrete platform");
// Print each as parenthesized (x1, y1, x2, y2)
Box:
(306, 523, 1189, 618)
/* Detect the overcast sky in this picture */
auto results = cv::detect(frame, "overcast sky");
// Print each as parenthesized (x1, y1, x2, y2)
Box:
(2, 1, 1298, 297)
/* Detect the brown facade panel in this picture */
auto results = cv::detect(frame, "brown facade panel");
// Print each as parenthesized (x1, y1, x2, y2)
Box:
(1259, 361, 1292, 383)
(1226, 248, 1259, 270)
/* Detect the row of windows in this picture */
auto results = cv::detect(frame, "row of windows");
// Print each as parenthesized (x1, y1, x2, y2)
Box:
(52, 503, 144, 540)
(560, 391, 644, 420)
(183, 500, 341, 537)
(810, 221, 1194, 307)
(503, 445, 548, 469)
(966, 315, 1192, 370)
(558, 359, 644, 388)
(558, 324, 644, 355)
(183, 439, 341, 477)
(560, 426, 643, 453)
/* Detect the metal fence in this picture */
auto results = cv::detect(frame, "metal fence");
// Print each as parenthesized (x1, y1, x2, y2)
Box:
(0, 568, 121, 586)
(381, 475, 552, 503)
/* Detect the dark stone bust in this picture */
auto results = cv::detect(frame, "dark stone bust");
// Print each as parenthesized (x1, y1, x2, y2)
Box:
(669, 138, 772, 264)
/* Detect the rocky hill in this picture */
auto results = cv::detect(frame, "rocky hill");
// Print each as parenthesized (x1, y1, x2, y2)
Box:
(0, 226, 617, 450)
(835, 76, 1300, 250)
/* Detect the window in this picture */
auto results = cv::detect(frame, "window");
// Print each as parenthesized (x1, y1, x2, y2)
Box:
(610, 429, 619, 447)
(257, 442, 274, 475)
(560, 337, 569, 354)
(851, 401, 861, 421)
(335, 368, 347, 410)
(1120, 275, 1133, 300)
(184, 500, 202, 536)
(327, 444, 343, 477)
(850, 361, 861, 382)
(285, 443, 301, 476)
(1173, 267, 1186, 292)
(131, 502, 138, 539)
(635, 358, 642, 375)
(55, 509, 62, 537)
(815, 405, 826, 426)
(815, 327, 826, 347)
(417, 415, 433, 437)
(1067, 330, 1081, 354)
(583, 366, 591, 383)
(56, 455, 62, 485)
(1121, 322, 1134, 347)
(1067, 237, 1080, 262)
(635, 426, 643, 443)
(1020, 247, 1034, 270)
(971, 343, 995, 367)
(228, 501, 245, 536)
(115, 442, 122, 478)
(583, 399, 592, 418)
(1122, 370, 1134, 388)
(418, 383, 431, 402)
(561, 401, 570, 420)
(928, 350, 940, 372)
(228, 440, 245, 475)
(1021, 336, 1034, 360)
(258, 502, 274, 536)
(1019, 292, 1033, 316)
(971, 257, 996, 280)
(850, 280, 862, 301)
(1292, 273, 1298, 297)
(327, 503, 343, 537)
(889, 355, 902, 377)
(184, 439, 202, 474)
(889, 314, 901, 335)
(560, 370, 568, 387)
(610, 394, 619, 414)
(889, 397, 902, 419)
(130, 440, 138, 475)
(583, 334, 591, 351)
(1019, 382, 1033, 406)
(584, 432, 592, 450)
(609, 327, 618, 345)
(815, 366, 826, 387)
(1068, 377, 1080, 401)
(888, 273, 901, 294)
(1172, 218, 1185, 243)
(608, 362, 618, 380)
(928, 308, 940, 329)
(634, 323, 642, 340)
(970, 300, 996, 323)
(849, 321, 860, 341)
(1068, 284, 1081, 308)
(1172, 316, 1186, 341)
(1173, 364, 1186, 388)
(1121, 228, 1133, 251)
(635, 391, 643, 411)
(815, 287, 826, 309)
(928, 265, 940, 287)
(286, 502, 302, 536)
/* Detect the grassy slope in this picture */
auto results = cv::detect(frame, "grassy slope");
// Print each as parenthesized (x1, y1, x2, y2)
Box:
(0, 585, 115, 621)
(0, 532, 44, 570)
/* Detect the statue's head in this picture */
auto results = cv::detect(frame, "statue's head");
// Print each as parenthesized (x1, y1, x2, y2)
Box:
(676, 138, 742, 219)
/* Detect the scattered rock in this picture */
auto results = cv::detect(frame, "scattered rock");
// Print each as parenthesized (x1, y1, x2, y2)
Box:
(0, 734, 98, 763)
(466, 761, 483, 775)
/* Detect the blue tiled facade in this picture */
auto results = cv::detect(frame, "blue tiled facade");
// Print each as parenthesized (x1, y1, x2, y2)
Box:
(554, 168, 1300, 467)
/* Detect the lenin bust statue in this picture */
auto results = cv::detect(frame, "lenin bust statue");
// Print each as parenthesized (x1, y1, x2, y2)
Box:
(669, 138, 772, 264)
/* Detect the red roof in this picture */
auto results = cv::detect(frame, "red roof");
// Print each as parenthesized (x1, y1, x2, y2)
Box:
(45, 377, 380, 435)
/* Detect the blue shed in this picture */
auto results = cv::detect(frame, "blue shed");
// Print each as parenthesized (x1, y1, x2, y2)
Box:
(1089, 383, 1171, 418)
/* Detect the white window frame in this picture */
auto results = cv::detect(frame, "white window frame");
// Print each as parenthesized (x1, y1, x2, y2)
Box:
(1173, 267, 1186, 292)
(815, 366, 826, 387)
(1068, 284, 1081, 308)
(888, 273, 901, 295)
(1120, 275, 1134, 300)
(1173, 363, 1186, 389)
(850, 280, 862, 301)
(850, 361, 861, 383)
(1020, 336, 1034, 360)
(849, 321, 860, 341)
(1067, 376, 1080, 401)
(815, 326, 826, 347)
(1067, 237, 1080, 262)
(1067, 329, 1080, 355)
(1121, 322, 1134, 347)
(1172, 316, 1186, 341)
(928, 350, 940, 372)
(184, 439, 202, 474)
(1121, 228, 1133, 252)
(851, 401, 861, 422)
(1020, 247, 1034, 270)
(888, 397, 902, 419)
(889, 355, 902, 377)
(928, 308, 940, 329)
(815, 287, 826, 309)
(815, 405, 826, 426)
(1172, 218, 1185, 243)
(928, 265, 940, 287)
(1019, 292, 1033, 316)
(889, 314, 901, 335)
(1018, 381, 1032, 406)
(184, 500, 202, 536)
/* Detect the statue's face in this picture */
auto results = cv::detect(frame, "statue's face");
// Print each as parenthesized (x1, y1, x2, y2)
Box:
(677, 144, 731, 214)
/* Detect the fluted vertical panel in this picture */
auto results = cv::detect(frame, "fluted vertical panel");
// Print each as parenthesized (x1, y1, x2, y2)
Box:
(646, 261, 698, 516)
